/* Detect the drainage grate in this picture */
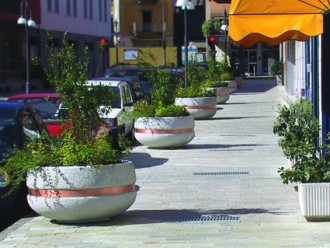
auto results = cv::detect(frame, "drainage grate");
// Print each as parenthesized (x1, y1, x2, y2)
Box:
(208, 148, 254, 152)
(162, 215, 240, 222)
(193, 172, 249, 176)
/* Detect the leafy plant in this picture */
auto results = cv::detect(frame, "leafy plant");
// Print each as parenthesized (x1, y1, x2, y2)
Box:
(131, 51, 188, 117)
(1, 33, 131, 196)
(176, 61, 216, 98)
(273, 100, 330, 184)
(204, 79, 228, 88)
(271, 60, 283, 76)
(202, 18, 222, 38)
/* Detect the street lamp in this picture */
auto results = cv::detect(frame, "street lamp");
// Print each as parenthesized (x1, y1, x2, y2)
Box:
(17, 0, 36, 94)
(221, 9, 228, 65)
(176, 0, 195, 88)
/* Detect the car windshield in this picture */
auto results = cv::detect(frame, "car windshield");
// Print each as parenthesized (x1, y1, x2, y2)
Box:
(0, 112, 17, 150)
(89, 86, 121, 108)
(105, 68, 149, 82)
(10, 98, 61, 120)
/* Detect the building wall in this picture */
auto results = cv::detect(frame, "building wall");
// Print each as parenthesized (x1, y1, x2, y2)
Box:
(40, 0, 111, 38)
(109, 46, 177, 67)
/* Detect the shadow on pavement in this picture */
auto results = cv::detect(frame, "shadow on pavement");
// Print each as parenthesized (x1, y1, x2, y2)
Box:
(128, 152, 168, 169)
(51, 208, 292, 227)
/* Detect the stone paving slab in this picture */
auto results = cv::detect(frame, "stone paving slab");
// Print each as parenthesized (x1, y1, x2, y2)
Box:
(1, 79, 330, 247)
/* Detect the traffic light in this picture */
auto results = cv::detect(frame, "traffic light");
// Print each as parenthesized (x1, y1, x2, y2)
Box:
(99, 37, 107, 46)
(99, 37, 108, 52)
(207, 35, 216, 52)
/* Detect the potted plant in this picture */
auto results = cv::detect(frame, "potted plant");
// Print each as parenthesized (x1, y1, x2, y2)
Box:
(273, 99, 330, 221)
(204, 59, 230, 104)
(175, 61, 217, 119)
(0, 34, 136, 224)
(271, 60, 283, 85)
(132, 55, 195, 148)
(201, 18, 222, 38)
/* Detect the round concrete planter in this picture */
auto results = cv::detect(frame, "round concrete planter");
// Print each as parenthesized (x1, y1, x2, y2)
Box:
(175, 97, 217, 119)
(208, 87, 230, 104)
(134, 116, 195, 148)
(226, 80, 237, 93)
(27, 161, 137, 223)
(234, 76, 244, 88)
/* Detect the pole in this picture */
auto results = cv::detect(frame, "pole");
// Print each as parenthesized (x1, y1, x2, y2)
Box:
(25, 11, 30, 94)
(184, 6, 188, 88)
(162, 0, 166, 66)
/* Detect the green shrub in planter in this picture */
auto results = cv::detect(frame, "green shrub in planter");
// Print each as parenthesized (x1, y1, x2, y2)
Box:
(1, 33, 131, 197)
(273, 99, 330, 184)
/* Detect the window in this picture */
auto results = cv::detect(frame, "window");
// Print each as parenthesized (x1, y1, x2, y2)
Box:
(142, 11, 152, 32)
(84, 0, 88, 19)
(99, 0, 103, 22)
(73, 0, 77, 17)
(20, 110, 40, 142)
(55, 0, 59, 13)
(47, 0, 52, 12)
(66, 0, 71, 16)
(89, 0, 93, 20)
(104, 0, 108, 22)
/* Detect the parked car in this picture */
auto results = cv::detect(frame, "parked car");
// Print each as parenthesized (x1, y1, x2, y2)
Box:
(86, 78, 137, 140)
(7, 93, 63, 137)
(0, 101, 49, 231)
(104, 66, 153, 97)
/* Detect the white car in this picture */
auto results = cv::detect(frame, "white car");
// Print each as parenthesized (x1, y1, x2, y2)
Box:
(86, 79, 135, 140)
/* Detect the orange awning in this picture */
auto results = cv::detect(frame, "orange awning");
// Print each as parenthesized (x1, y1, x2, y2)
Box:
(228, 0, 329, 47)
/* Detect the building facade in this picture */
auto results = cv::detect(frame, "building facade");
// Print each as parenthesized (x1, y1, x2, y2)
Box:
(206, 0, 279, 76)
(0, 0, 111, 92)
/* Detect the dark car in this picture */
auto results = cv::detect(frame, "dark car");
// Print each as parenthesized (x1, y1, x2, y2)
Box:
(104, 66, 153, 97)
(7, 93, 63, 137)
(94, 76, 150, 103)
(0, 101, 49, 231)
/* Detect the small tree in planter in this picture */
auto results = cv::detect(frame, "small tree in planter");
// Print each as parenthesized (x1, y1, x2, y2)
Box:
(273, 99, 330, 221)
(0, 34, 136, 223)
(175, 61, 217, 119)
(204, 59, 230, 104)
(271, 60, 283, 85)
(132, 53, 195, 148)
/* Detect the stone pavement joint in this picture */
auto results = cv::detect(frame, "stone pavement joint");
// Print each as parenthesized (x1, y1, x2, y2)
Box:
(1, 78, 330, 247)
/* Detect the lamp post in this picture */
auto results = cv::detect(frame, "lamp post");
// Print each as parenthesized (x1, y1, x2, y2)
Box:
(113, 20, 120, 65)
(162, 0, 166, 66)
(17, 0, 36, 94)
(176, 0, 195, 88)
(221, 9, 228, 65)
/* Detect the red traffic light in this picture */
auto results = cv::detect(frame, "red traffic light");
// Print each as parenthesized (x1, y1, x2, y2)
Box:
(99, 37, 107, 45)
(208, 35, 216, 43)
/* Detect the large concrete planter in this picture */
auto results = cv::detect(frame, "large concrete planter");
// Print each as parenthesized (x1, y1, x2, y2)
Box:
(235, 76, 244, 88)
(175, 97, 217, 119)
(226, 80, 237, 93)
(27, 161, 137, 223)
(134, 116, 195, 148)
(298, 183, 330, 221)
(208, 87, 230, 104)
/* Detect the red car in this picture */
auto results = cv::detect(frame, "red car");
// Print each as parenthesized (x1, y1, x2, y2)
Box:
(7, 93, 64, 136)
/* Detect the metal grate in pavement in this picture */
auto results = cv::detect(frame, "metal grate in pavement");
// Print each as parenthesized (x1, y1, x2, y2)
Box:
(208, 148, 254, 152)
(193, 171, 249, 176)
(162, 215, 240, 222)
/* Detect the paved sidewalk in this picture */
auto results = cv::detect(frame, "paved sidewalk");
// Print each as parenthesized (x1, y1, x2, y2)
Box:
(1, 78, 330, 247)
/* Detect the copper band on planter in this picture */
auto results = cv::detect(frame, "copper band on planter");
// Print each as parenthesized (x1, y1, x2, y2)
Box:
(184, 105, 216, 110)
(28, 184, 135, 198)
(135, 127, 194, 134)
(217, 93, 229, 97)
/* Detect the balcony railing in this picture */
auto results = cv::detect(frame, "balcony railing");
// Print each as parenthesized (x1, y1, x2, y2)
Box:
(132, 22, 166, 36)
